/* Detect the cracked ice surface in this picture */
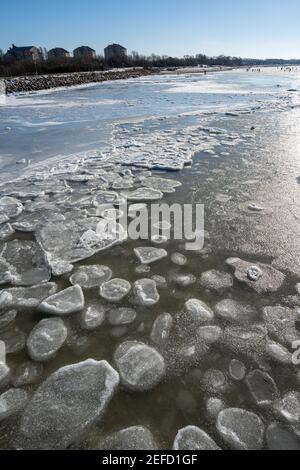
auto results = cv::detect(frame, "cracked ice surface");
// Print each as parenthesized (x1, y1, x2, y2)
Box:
(0, 70, 300, 451)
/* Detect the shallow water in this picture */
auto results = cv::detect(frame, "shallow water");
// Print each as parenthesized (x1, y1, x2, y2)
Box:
(0, 68, 300, 450)
(1, 67, 300, 179)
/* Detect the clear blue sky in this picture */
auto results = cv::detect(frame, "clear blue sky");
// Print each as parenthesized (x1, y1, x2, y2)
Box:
(1, 0, 300, 59)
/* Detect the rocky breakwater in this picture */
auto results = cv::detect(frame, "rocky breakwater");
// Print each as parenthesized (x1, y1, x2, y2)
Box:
(4, 68, 156, 94)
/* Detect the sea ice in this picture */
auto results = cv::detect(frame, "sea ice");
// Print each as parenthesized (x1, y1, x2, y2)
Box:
(183, 299, 214, 324)
(92, 191, 124, 207)
(200, 270, 233, 293)
(202, 369, 228, 396)
(214, 299, 257, 324)
(266, 341, 292, 364)
(150, 313, 173, 346)
(217, 408, 264, 450)
(100, 279, 131, 302)
(171, 253, 187, 266)
(14, 360, 119, 450)
(114, 341, 165, 392)
(128, 203, 147, 219)
(246, 370, 279, 406)
(275, 392, 300, 424)
(0, 240, 51, 286)
(0, 197, 23, 219)
(7, 283, 58, 309)
(27, 318, 68, 362)
(133, 279, 160, 306)
(38, 285, 85, 315)
(0, 290, 12, 310)
(0, 223, 15, 241)
(0, 309, 17, 331)
(0, 363, 10, 387)
(134, 247, 168, 265)
(0, 389, 29, 422)
(0, 213, 9, 225)
(248, 203, 265, 212)
(70, 265, 112, 289)
(107, 308, 137, 326)
(266, 423, 300, 450)
(142, 177, 182, 194)
(197, 326, 223, 344)
(66, 174, 95, 183)
(173, 426, 220, 451)
(0, 261, 16, 286)
(36, 217, 127, 265)
(135, 265, 151, 274)
(151, 275, 167, 287)
(95, 426, 159, 451)
(263, 306, 299, 347)
(12, 210, 65, 233)
(226, 257, 285, 294)
(45, 255, 74, 277)
(0, 327, 26, 354)
(206, 398, 225, 421)
(171, 273, 196, 287)
(229, 359, 246, 381)
(80, 304, 106, 331)
(12, 361, 44, 387)
(123, 188, 164, 201)
(223, 325, 268, 357)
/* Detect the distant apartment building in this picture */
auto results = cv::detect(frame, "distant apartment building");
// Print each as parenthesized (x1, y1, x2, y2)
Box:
(48, 48, 70, 59)
(73, 46, 96, 59)
(104, 44, 127, 61)
(5, 44, 42, 62)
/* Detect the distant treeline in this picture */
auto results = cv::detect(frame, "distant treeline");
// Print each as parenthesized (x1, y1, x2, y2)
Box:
(1, 49, 300, 77)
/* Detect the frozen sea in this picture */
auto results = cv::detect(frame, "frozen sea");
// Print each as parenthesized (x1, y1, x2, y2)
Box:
(1, 68, 300, 180)
(0, 68, 300, 450)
